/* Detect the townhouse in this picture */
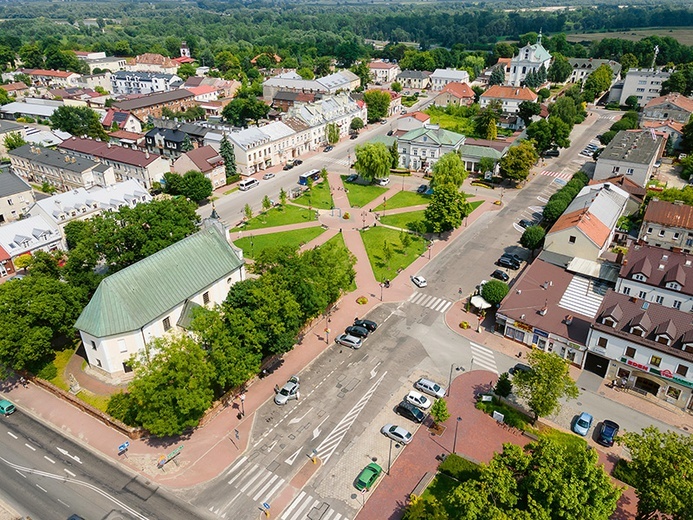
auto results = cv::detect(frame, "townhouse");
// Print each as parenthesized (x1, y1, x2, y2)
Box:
(172, 145, 226, 188)
(368, 60, 401, 84)
(432, 82, 475, 108)
(0, 170, 34, 224)
(429, 69, 471, 91)
(639, 199, 693, 252)
(593, 130, 664, 188)
(125, 53, 179, 74)
(110, 71, 183, 95)
(262, 70, 360, 102)
(479, 85, 538, 116)
(395, 70, 430, 90)
(111, 90, 196, 121)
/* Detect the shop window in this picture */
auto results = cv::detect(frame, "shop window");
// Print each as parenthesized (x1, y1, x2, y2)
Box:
(666, 386, 681, 400)
(625, 346, 636, 358)
(650, 355, 662, 367)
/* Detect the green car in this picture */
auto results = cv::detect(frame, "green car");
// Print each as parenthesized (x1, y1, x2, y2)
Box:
(0, 399, 16, 416)
(355, 462, 383, 491)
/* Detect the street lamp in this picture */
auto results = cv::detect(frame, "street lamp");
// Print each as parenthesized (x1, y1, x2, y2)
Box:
(239, 393, 246, 417)
(428, 241, 432, 259)
(453, 417, 462, 454)
(447, 364, 461, 397)
(380, 282, 384, 302)
(387, 438, 400, 475)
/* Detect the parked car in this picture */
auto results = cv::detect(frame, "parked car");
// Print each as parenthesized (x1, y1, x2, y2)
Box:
(336, 333, 363, 349)
(396, 401, 425, 423)
(508, 363, 532, 376)
(345, 325, 369, 338)
(406, 390, 432, 410)
(324, 145, 334, 152)
(414, 377, 446, 398)
(264, 172, 277, 179)
(518, 219, 533, 229)
(387, 130, 394, 136)
(573, 412, 593, 436)
(497, 256, 520, 270)
(411, 275, 427, 288)
(354, 319, 378, 332)
(350, 133, 359, 140)
(381, 424, 413, 444)
(345, 174, 358, 183)
(502, 252, 522, 263)
(274, 376, 300, 405)
(491, 269, 509, 282)
(417, 184, 428, 194)
(374, 177, 390, 186)
(543, 149, 560, 157)
(293, 159, 303, 166)
(355, 462, 383, 491)
(654, 160, 662, 168)
(597, 420, 620, 447)
(282, 163, 294, 171)
(379, 119, 388, 125)
(0, 399, 16, 416)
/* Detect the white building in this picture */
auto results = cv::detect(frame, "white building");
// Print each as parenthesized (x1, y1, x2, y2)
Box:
(508, 33, 552, 87)
(567, 58, 622, 84)
(397, 124, 465, 172)
(111, 71, 183, 95)
(429, 69, 471, 91)
(0, 214, 63, 271)
(368, 60, 401, 84)
(479, 85, 539, 115)
(74, 222, 245, 380)
(262, 70, 360, 102)
(618, 69, 671, 108)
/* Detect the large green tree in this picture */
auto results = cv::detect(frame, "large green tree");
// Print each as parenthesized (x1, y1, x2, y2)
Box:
(481, 279, 509, 305)
(431, 152, 467, 189)
(499, 140, 538, 182)
(474, 101, 501, 140)
(517, 101, 541, 127)
(50, 106, 108, 140)
(219, 133, 237, 180)
(222, 97, 270, 126)
(354, 142, 391, 181)
(181, 170, 213, 202)
(488, 66, 505, 86)
(548, 96, 579, 126)
(583, 64, 614, 100)
(547, 54, 572, 83)
(520, 225, 546, 253)
(3, 132, 26, 151)
(424, 184, 471, 233)
(325, 123, 340, 145)
(512, 350, 579, 419)
(363, 89, 391, 123)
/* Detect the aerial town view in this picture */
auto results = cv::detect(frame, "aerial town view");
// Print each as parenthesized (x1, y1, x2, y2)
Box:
(0, 0, 692, 518)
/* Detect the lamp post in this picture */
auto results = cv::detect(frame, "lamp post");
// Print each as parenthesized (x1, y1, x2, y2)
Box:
(453, 417, 462, 454)
(239, 393, 246, 417)
(380, 282, 384, 302)
(387, 438, 399, 475)
(447, 364, 459, 397)
(428, 241, 432, 259)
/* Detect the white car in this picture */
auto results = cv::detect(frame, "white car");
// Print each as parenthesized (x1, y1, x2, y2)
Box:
(336, 333, 363, 349)
(406, 390, 432, 410)
(274, 376, 300, 405)
(381, 424, 413, 445)
(411, 275, 427, 288)
(374, 177, 390, 186)
(263, 172, 275, 180)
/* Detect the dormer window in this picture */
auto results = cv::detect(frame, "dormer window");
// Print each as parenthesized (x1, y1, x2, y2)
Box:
(603, 317, 616, 327)
(630, 325, 646, 337)
(656, 334, 672, 346)
(666, 282, 682, 291)
(683, 343, 693, 354)
(633, 274, 646, 282)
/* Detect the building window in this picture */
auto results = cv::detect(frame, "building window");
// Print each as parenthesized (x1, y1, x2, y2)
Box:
(659, 230, 666, 237)
(597, 337, 608, 348)
(569, 235, 576, 244)
(612, 166, 620, 173)
(639, 291, 647, 298)
(118, 339, 127, 353)
(203, 291, 210, 305)
(625, 346, 636, 358)
(650, 355, 662, 367)
(666, 386, 682, 400)
(676, 364, 689, 377)
(674, 232, 680, 240)
(647, 227, 653, 234)
(655, 295, 664, 304)
(163, 317, 171, 331)
(622, 287, 631, 295)
(626, 168, 634, 174)
(673, 300, 681, 309)
(91, 340, 97, 350)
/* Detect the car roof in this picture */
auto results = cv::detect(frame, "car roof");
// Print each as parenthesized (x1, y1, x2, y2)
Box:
(579, 412, 593, 420)
(408, 390, 425, 398)
(341, 333, 360, 341)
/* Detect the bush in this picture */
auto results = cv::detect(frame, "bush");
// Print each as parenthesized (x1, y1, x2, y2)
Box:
(612, 458, 638, 486)
(356, 296, 368, 304)
(481, 279, 509, 305)
(459, 321, 470, 329)
(495, 372, 512, 397)
(36, 362, 57, 380)
(543, 198, 568, 222)
(438, 454, 481, 481)
(343, 212, 351, 219)
(476, 398, 532, 429)
(599, 130, 617, 145)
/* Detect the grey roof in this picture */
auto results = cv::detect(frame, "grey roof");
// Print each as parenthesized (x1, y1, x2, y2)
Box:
(565, 182, 630, 232)
(0, 101, 61, 118)
(75, 224, 244, 337)
(598, 130, 663, 165)
(0, 120, 24, 135)
(0, 170, 32, 198)
(10, 144, 99, 173)
(568, 58, 622, 77)
(396, 70, 430, 80)
(112, 89, 193, 111)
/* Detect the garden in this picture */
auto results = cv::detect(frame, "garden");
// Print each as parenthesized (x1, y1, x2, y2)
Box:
(341, 176, 389, 208)
(360, 226, 427, 282)
(231, 204, 317, 231)
(233, 227, 326, 259)
(292, 178, 334, 209)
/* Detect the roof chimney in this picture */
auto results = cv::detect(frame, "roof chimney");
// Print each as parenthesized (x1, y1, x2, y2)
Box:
(145, 150, 149, 159)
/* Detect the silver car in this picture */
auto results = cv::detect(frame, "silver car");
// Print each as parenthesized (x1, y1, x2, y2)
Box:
(274, 376, 300, 405)
(414, 378, 446, 398)
(336, 333, 363, 349)
(381, 424, 413, 445)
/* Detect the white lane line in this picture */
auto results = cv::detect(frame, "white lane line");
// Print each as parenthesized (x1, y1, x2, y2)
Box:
(286, 497, 317, 520)
(433, 300, 448, 312)
(36, 484, 47, 493)
(15, 470, 26, 478)
(424, 297, 440, 308)
(239, 465, 265, 492)
(57, 499, 70, 508)
(245, 470, 272, 495)
(64, 469, 76, 477)
(224, 455, 248, 477)
(44, 456, 56, 464)
(280, 491, 306, 519)
(7, 432, 17, 439)
(252, 474, 279, 501)
(228, 463, 256, 486)
(261, 476, 285, 503)
(25, 443, 36, 451)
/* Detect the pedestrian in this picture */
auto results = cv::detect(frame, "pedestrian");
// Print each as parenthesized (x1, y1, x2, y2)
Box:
(274, 384, 280, 394)
(19, 376, 26, 388)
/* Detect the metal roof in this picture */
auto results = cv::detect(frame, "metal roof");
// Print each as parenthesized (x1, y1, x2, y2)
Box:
(0, 170, 32, 198)
(10, 144, 99, 173)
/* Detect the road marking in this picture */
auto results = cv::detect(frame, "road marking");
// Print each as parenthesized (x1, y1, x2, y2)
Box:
(57, 499, 70, 508)
(253, 474, 279, 501)
(370, 361, 381, 379)
(15, 470, 26, 478)
(224, 455, 248, 477)
(25, 443, 36, 451)
(7, 432, 17, 439)
(266, 440, 277, 452)
(228, 462, 256, 486)
(281, 491, 306, 519)
(288, 407, 313, 425)
(239, 466, 266, 493)
(312, 415, 330, 440)
(36, 484, 47, 493)
(470, 342, 498, 374)
(408, 292, 453, 313)
(64, 469, 75, 477)
(44, 456, 55, 464)
(284, 447, 302, 466)
(56, 447, 82, 464)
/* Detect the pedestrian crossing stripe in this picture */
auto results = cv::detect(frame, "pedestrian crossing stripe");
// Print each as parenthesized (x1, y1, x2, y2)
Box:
(469, 342, 499, 374)
(408, 292, 453, 313)
(540, 170, 572, 180)
(280, 490, 343, 520)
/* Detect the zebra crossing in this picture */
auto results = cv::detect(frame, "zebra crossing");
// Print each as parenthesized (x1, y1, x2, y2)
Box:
(325, 157, 351, 167)
(540, 170, 572, 181)
(408, 292, 453, 313)
(280, 491, 345, 520)
(469, 342, 498, 374)
(599, 114, 617, 121)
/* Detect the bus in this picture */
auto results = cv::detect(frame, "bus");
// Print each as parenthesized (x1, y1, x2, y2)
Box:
(298, 169, 321, 186)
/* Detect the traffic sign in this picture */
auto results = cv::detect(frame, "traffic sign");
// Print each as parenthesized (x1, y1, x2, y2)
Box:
(262, 502, 270, 510)
(167, 445, 184, 461)
(234, 429, 240, 440)
(118, 441, 130, 453)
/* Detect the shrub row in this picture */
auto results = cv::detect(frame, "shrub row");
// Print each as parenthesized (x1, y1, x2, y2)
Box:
(542, 171, 590, 223)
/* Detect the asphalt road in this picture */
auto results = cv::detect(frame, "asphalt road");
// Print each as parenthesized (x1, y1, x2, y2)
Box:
(0, 410, 209, 520)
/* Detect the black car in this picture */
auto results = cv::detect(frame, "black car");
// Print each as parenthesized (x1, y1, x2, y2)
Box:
(395, 401, 425, 423)
(543, 149, 560, 157)
(283, 163, 294, 171)
(350, 133, 359, 139)
(293, 159, 303, 166)
(417, 184, 428, 194)
(518, 219, 533, 229)
(346, 174, 358, 183)
(491, 269, 509, 282)
(597, 420, 620, 447)
(354, 319, 378, 332)
(324, 145, 334, 152)
(345, 325, 369, 338)
(387, 130, 394, 136)
(509, 363, 532, 376)
(498, 256, 520, 270)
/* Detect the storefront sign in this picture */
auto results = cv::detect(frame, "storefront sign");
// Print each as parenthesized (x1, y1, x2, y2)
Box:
(626, 359, 649, 371)
(533, 328, 549, 338)
(513, 321, 533, 332)
(623, 360, 693, 388)
(662, 369, 673, 378)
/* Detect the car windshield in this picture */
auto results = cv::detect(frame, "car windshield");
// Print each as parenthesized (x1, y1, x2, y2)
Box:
(577, 418, 590, 427)
(280, 387, 291, 396)
(432, 384, 441, 392)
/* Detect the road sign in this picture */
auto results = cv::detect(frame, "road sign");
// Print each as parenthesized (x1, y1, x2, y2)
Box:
(118, 441, 130, 453)
(167, 445, 184, 461)
(234, 429, 239, 440)
(262, 502, 270, 510)
(157, 455, 167, 468)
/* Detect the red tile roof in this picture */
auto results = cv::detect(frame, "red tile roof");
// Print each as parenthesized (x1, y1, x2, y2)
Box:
(1, 82, 28, 92)
(186, 85, 218, 96)
(643, 199, 693, 230)
(29, 69, 77, 78)
(642, 120, 684, 133)
(550, 208, 612, 248)
(399, 111, 430, 122)
(368, 61, 399, 70)
(440, 82, 474, 99)
(108, 130, 144, 141)
(481, 85, 538, 102)
(58, 137, 159, 167)
(644, 93, 693, 113)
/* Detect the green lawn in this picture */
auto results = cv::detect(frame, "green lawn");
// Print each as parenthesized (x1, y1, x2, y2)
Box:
(373, 191, 430, 211)
(360, 226, 427, 282)
(231, 204, 317, 231)
(292, 179, 334, 209)
(380, 210, 427, 230)
(341, 176, 388, 208)
(426, 106, 477, 136)
(233, 227, 326, 259)
(539, 427, 587, 451)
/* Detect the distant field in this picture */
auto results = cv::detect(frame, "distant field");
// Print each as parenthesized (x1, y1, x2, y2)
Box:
(565, 28, 693, 46)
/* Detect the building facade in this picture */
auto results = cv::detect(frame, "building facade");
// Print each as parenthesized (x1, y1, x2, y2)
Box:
(479, 85, 539, 115)
(618, 69, 671, 108)
(508, 34, 552, 87)
(642, 93, 693, 124)
(111, 71, 182, 95)
(429, 69, 471, 91)
(397, 125, 466, 172)
(0, 215, 62, 276)
(172, 145, 226, 188)
(368, 60, 401, 84)
(111, 90, 196, 121)
(639, 200, 693, 252)
(593, 130, 664, 188)
(0, 170, 34, 224)
(395, 70, 430, 90)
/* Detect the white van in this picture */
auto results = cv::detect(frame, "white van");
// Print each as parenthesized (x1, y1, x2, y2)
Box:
(239, 178, 259, 191)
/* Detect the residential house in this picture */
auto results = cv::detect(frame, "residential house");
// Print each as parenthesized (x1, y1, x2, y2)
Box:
(24, 69, 81, 88)
(0, 214, 62, 276)
(642, 93, 693, 124)
(75, 72, 112, 93)
(395, 70, 430, 90)
(125, 53, 179, 74)
(0, 170, 34, 224)
(475, 58, 511, 88)
(271, 91, 316, 111)
(458, 144, 504, 173)
(429, 69, 471, 91)
(496, 258, 608, 366)
(47, 87, 102, 103)
(186, 85, 219, 102)
(145, 120, 212, 161)
(396, 112, 431, 133)
(639, 199, 693, 252)
(9, 144, 115, 191)
(368, 60, 401, 84)
(1, 82, 29, 98)
(479, 85, 538, 117)
(262, 70, 360, 102)
(593, 130, 664, 187)
(397, 124, 466, 172)
(0, 120, 26, 157)
(81, 55, 127, 74)
(172, 145, 226, 188)
(183, 77, 240, 99)
(74, 222, 245, 379)
(618, 69, 671, 108)
(75, 51, 107, 61)
(641, 120, 685, 151)
(508, 33, 552, 87)
(26, 179, 151, 235)
(111, 90, 196, 120)
(111, 71, 182, 95)
(102, 108, 143, 133)
(58, 137, 169, 189)
(616, 244, 693, 313)
(23, 127, 71, 148)
(432, 82, 475, 108)
(108, 130, 145, 149)
(588, 175, 646, 215)
(0, 98, 63, 121)
(585, 289, 693, 411)
(544, 182, 630, 262)
(567, 58, 622, 84)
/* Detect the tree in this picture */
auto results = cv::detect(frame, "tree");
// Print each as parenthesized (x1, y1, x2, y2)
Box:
(127, 334, 215, 437)
(431, 152, 467, 188)
(177, 63, 196, 80)
(12, 253, 32, 271)
(354, 142, 391, 181)
(181, 134, 194, 152)
(350, 117, 364, 132)
(512, 350, 579, 420)
(390, 140, 399, 169)
(50, 106, 108, 140)
(279, 187, 288, 206)
(325, 123, 340, 145)
(624, 95, 640, 111)
(222, 97, 270, 126)
(296, 67, 314, 80)
(526, 118, 571, 153)
(382, 240, 393, 266)
(181, 170, 213, 202)
(219, 133, 237, 181)
(499, 140, 538, 182)
(517, 101, 541, 127)
(549, 96, 579, 126)
(474, 101, 501, 140)
(424, 184, 471, 233)
(494, 372, 512, 398)
(584, 64, 613, 98)
(163, 172, 184, 195)
(400, 230, 411, 249)
(244, 203, 253, 221)
(488, 66, 505, 86)
(662, 71, 687, 96)
(620, 53, 639, 75)
(619, 426, 693, 520)
(430, 398, 450, 424)
(262, 195, 272, 212)
(350, 61, 371, 89)
(548, 54, 572, 83)
(363, 90, 391, 123)
(314, 56, 332, 77)
(18, 43, 44, 69)
(3, 132, 26, 151)
(478, 157, 496, 175)
(391, 81, 402, 93)
(520, 225, 546, 253)
(480, 279, 509, 305)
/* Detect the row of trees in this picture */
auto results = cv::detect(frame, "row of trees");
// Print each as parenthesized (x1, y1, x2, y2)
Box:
(108, 242, 356, 436)
(541, 171, 590, 223)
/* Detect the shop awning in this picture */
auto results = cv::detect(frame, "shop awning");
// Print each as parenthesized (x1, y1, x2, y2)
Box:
(471, 295, 492, 310)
